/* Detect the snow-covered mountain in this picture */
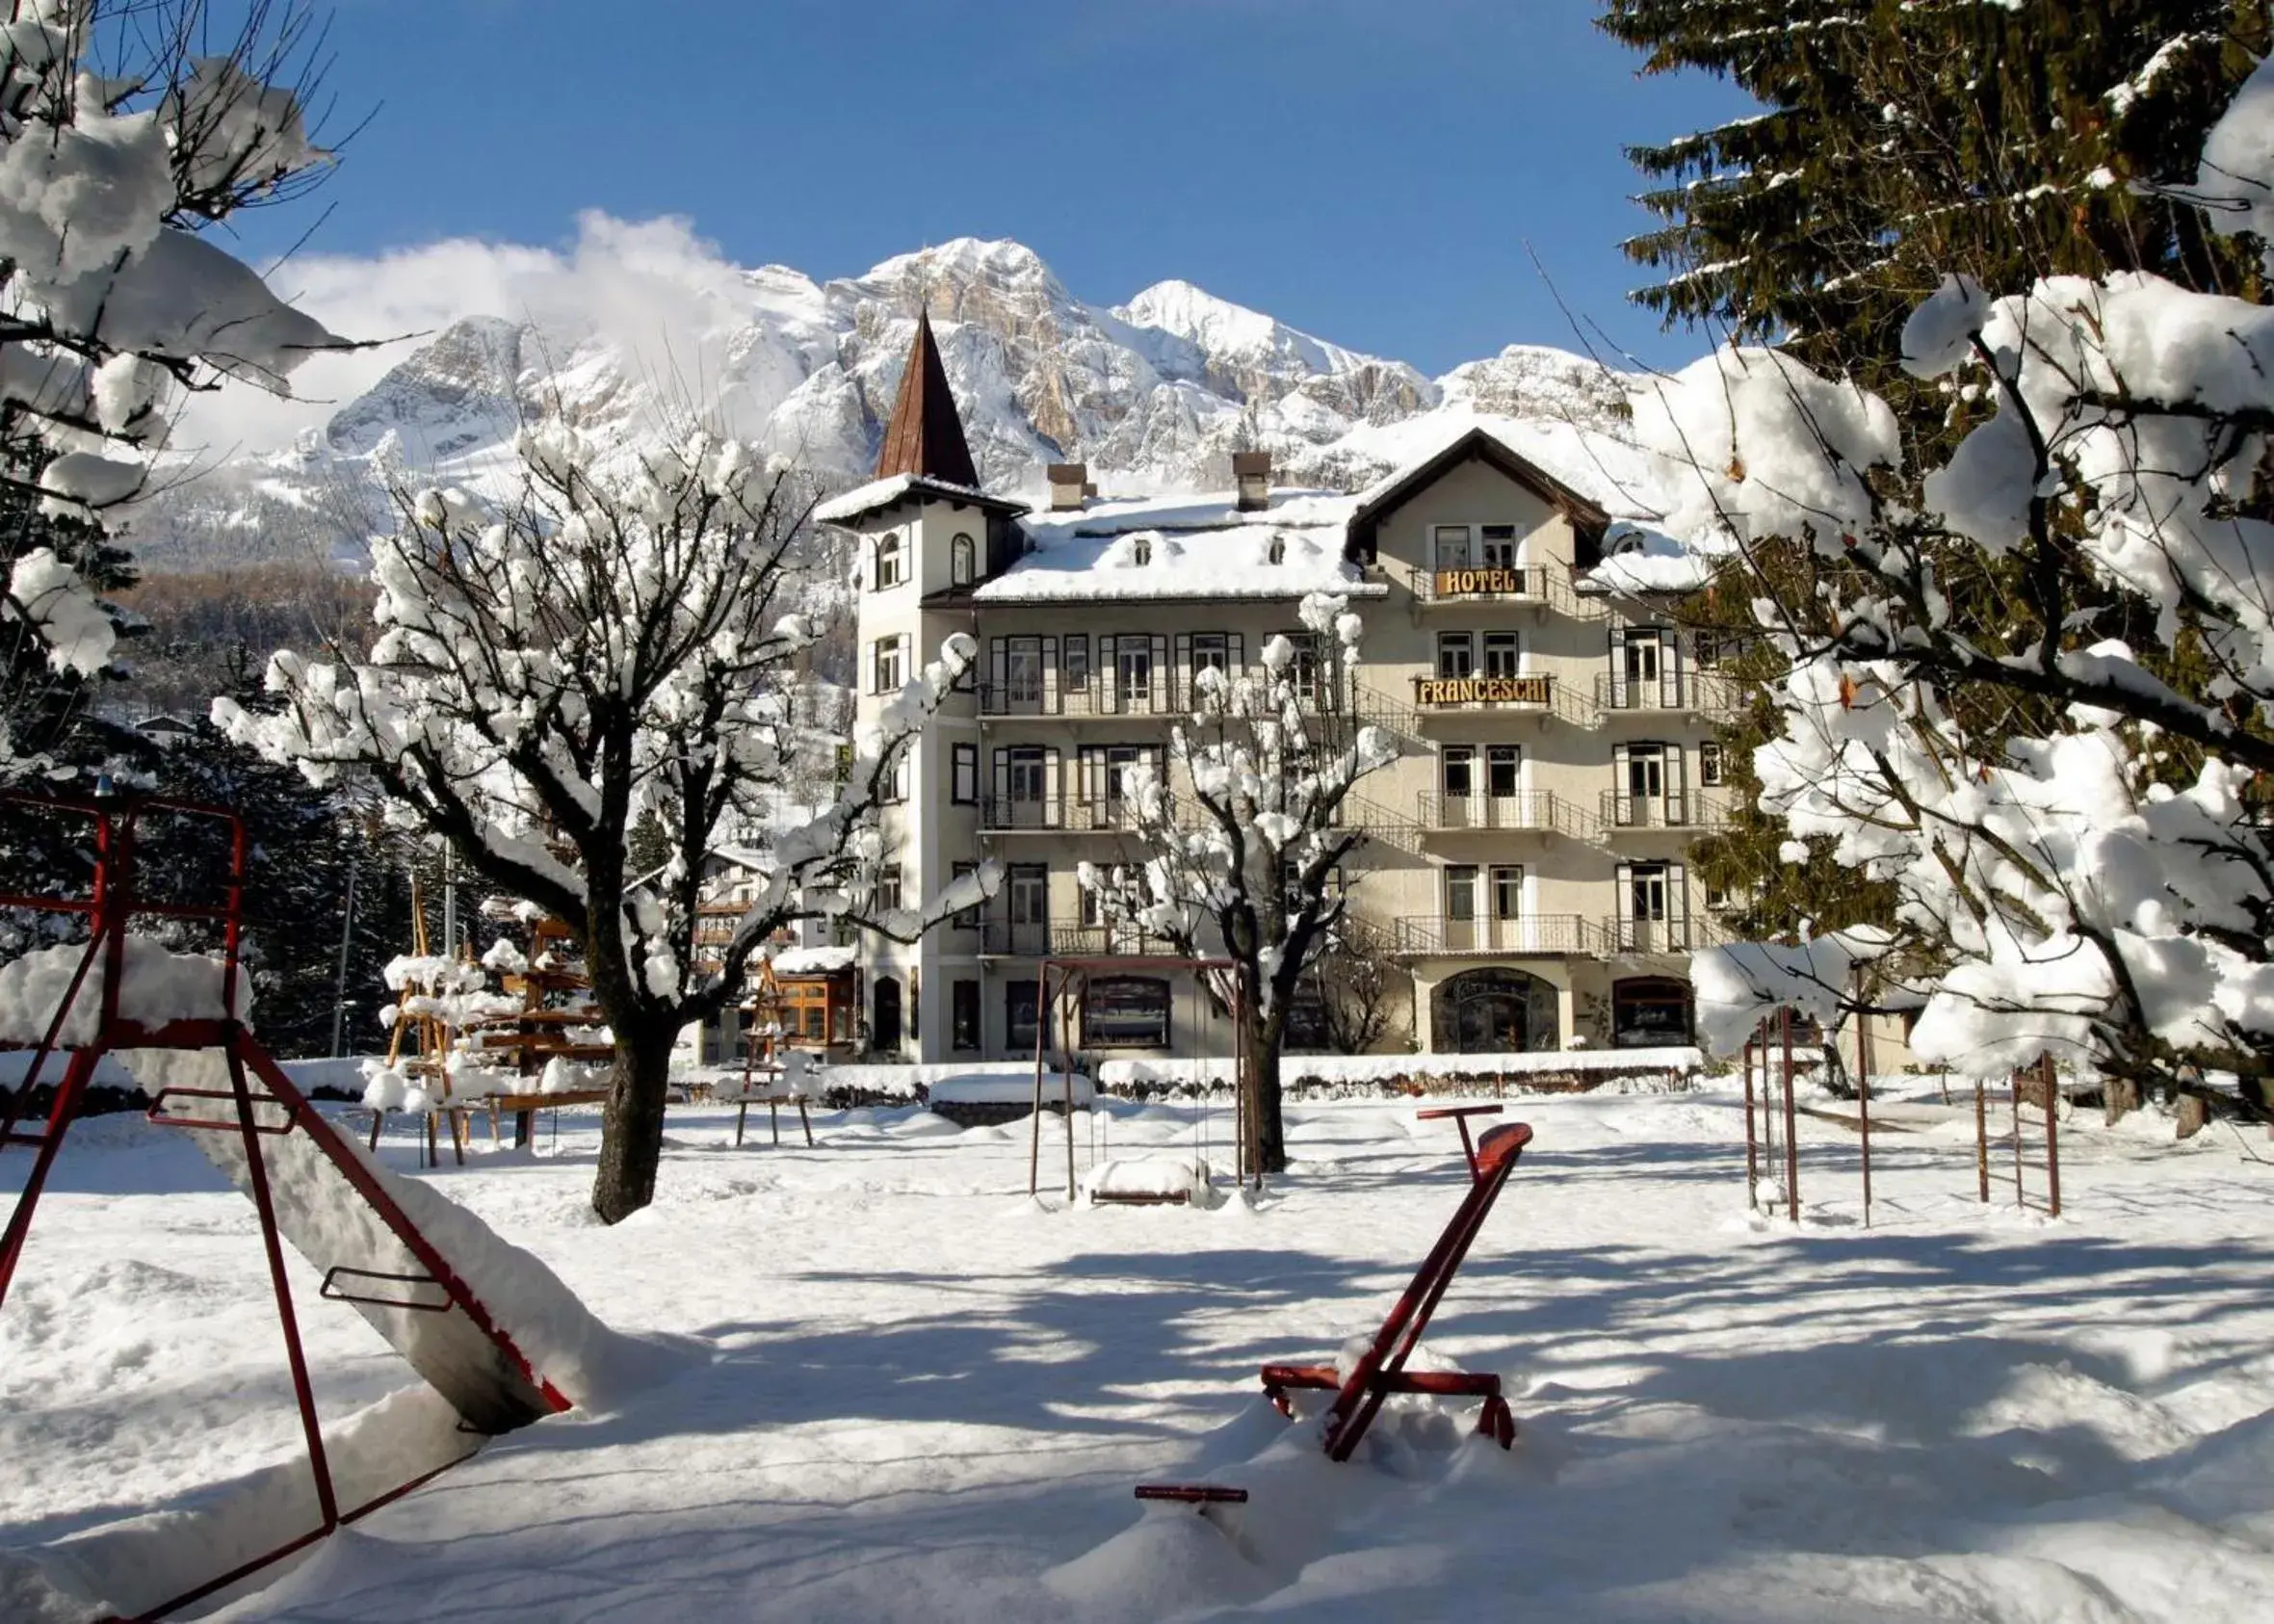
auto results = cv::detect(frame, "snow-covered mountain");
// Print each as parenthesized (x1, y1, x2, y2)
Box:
(132, 238, 1655, 570)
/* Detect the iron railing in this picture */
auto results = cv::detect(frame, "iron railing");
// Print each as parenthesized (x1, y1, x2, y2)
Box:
(1594, 670, 1744, 715)
(1392, 913, 1593, 956)
(1598, 916, 1723, 955)
(1599, 790, 1737, 830)
(1415, 790, 1597, 840)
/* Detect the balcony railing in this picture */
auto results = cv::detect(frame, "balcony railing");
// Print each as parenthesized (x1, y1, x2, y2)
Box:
(1414, 790, 1597, 840)
(980, 795, 1169, 833)
(1600, 791, 1737, 831)
(1595, 670, 1744, 715)
(980, 670, 1361, 722)
(1598, 916, 1723, 955)
(1048, 926, 1178, 957)
(977, 918, 1054, 956)
(1407, 562, 1548, 604)
(1392, 913, 1593, 956)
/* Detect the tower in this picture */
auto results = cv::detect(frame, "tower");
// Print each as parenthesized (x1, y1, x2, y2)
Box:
(818, 308, 1026, 1060)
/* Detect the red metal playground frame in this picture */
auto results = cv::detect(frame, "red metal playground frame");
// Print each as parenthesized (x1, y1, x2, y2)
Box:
(0, 792, 571, 1621)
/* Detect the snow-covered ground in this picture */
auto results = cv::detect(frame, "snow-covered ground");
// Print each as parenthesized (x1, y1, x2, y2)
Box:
(6, 1083, 2274, 1621)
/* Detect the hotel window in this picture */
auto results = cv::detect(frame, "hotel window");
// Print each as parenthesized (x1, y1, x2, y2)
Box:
(1004, 637, 1044, 704)
(1479, 524, 1518, 570)
(880, 746, 909, 804)
(951, 743, 978, 804)
(951, 862, 981, 930)
(950, 533, 976, 586)
(1189, 632, 1230, 677)
(1631, 863, 1671, 922)
(875, 531, 904, 590)
(1446, 864, 1478, 923)
(875, 866, 903, 916)
(1481, 632, 1520, 679)
(1002, 747, 1049, 806)
(1433, 525, 1473, 570)
(1116, 641, 1155, 703)
(1442, 746, 1475, 799)
(1700, 741, 1724, 787)
(871, 634, 906, 694)
(1007, 863, 1049, 926)
(1491, 864, 1523, 920)
(1486, 745, 1520, 799)
(951, 981, 980, 1051)
(1627, 743, 1668, 800)
(1436, 632, 1475, 680)
(1062, 634, 1090, 690)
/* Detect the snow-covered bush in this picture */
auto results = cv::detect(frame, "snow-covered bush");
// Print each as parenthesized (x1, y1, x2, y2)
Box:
(1667, 57, 2274, 1114)
(221, 420, 994, 1219)
(0, 1, 342, 773)
(1078, 592, 1395, 1171)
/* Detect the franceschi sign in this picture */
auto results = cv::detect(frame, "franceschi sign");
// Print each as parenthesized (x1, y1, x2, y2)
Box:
(1432, 567, 1530, 597)
(1413, 673, 1554, 707)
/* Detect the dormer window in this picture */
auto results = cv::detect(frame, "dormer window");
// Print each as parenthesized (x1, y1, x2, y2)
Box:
(1132, 537, 1153, 566)
(951, 532, 975, 586)
(1267, 537, 1286, 565)
(875, 531, 905, 590)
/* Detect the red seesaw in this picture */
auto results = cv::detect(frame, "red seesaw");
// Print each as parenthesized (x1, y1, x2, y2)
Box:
(1137, 1106, 1530, 1506)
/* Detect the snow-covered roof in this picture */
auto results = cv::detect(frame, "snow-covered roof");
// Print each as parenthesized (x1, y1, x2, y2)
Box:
(1579, 520, 1725, 596)
(813, 473, 1026, 527)
(771, 944, 856, 977)
(976, 487, 1383, 604)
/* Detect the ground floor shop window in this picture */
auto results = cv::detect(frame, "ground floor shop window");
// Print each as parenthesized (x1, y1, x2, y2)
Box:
(1611, 976, 1693, 1048)
(1082, 976, 1170, 1048)
(1006, 980, 1039, 1055)
(1431, 966, 1558, 1054)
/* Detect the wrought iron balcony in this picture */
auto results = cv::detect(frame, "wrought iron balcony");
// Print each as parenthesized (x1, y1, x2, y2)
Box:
(1599, 791, 1737, 831)
(1415, 790, 1598, 840)
(1391, 913, 1594, 956)
(980, 794, 1175, 833)
(1594, 670, 1744, 715)
(1597, 916, 1726, 956)
(977, 918, 1054, 956)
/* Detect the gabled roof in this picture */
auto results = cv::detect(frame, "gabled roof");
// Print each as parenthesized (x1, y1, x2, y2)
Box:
(1344, 426, 1612, 567)
(875, 308, 980, 488)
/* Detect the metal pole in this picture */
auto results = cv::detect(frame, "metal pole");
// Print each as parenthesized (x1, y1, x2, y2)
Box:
(1062, 974, 1078, 1204)
(2042, 1053, 2061, 1218)
(1856, 971, 1873, 1228)
(1741, 1035, 1759, 1211)
(1975, 1078, 1990, 1202)
(1780, 1006, 1799, 1220)
(330, 857, 358, 1059)
(441, 842, 457, 963)
(1028, 966, 1048, 1198)
(2012, 1067, 2025, 1207)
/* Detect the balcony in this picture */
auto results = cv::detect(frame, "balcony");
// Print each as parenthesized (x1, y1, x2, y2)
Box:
(1594, 671, 1744, 716)
(1598, 916, 1724, 956)
(1392, 913, 1593, 956)
(978, 679, 1175, 720)
(1415, 790, 1598, 841)
(977, 918, 1053, 956)
(1600, 791, 1737, 831)
(1401, 561, 1604, 617)
(980, 795, 1164, 833)
(1407, 672, 1598, 733)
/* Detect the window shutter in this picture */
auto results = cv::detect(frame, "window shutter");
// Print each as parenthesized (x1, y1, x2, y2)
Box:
(1661, 627, 1681, 705)
(1671, 861, 1688, 926)
(1046, 747, 1062, 813)
(1613, 743, 1630, 811)
(1229, 633, 1245, 675)
(1151, 635, 1170, 711)
(1100, 635, 1117, 709)
(989, 638, 1006, 694)
(1615, 862, 1634, 938)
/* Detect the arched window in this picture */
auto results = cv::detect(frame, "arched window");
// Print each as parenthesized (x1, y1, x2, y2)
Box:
(872, 976, 903, 1053)
(1429, 967, 1558, 1055)
(874, 531, 904, 590)
(951, 532, 976, 586)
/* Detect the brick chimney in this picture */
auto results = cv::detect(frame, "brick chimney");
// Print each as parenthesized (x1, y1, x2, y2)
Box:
(1232, 450, 1271, 512)
(1047, 461, 1087, 511)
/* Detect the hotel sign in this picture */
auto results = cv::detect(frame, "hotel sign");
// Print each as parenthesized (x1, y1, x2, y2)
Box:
(1432, 567, 1529, 598)
(1413, 674, 1554, 707)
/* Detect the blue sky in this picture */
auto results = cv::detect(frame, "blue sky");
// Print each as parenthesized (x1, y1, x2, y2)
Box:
(236, 0, 1753, 378)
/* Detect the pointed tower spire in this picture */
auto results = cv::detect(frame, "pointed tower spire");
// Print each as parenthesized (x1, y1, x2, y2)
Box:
(874, 308, 980, 488)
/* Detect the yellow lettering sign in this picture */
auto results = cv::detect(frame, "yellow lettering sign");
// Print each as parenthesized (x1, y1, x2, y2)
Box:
(1413, 675, 1553, 707)
(1432, 568, 1527, 598)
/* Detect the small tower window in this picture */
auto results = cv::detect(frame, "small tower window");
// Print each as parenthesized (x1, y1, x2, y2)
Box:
(951, 532, 976, 586)
(1132, 537, 1153, 566)
(1268, 536, 1286, 565)
(875, 531, 904, 590)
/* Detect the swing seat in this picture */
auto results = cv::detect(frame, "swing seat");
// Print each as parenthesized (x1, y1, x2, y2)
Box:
(1260, 1117, 1532, 1461)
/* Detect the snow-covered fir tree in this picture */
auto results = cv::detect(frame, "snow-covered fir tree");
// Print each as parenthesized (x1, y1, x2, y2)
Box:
(1657, 52, 2274, 1117)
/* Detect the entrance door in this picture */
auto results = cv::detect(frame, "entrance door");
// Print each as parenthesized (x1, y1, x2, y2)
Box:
(872, 977, 902, 1054)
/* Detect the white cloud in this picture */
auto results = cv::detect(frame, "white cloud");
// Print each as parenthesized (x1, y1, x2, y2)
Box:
(172, 212, 778, 457)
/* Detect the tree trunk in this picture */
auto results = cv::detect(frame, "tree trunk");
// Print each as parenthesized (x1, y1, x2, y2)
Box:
(592, 1018, 677, 1223)
(2104, 1075, 2140, 1125)
(1247, 1014, 1289, 1175)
